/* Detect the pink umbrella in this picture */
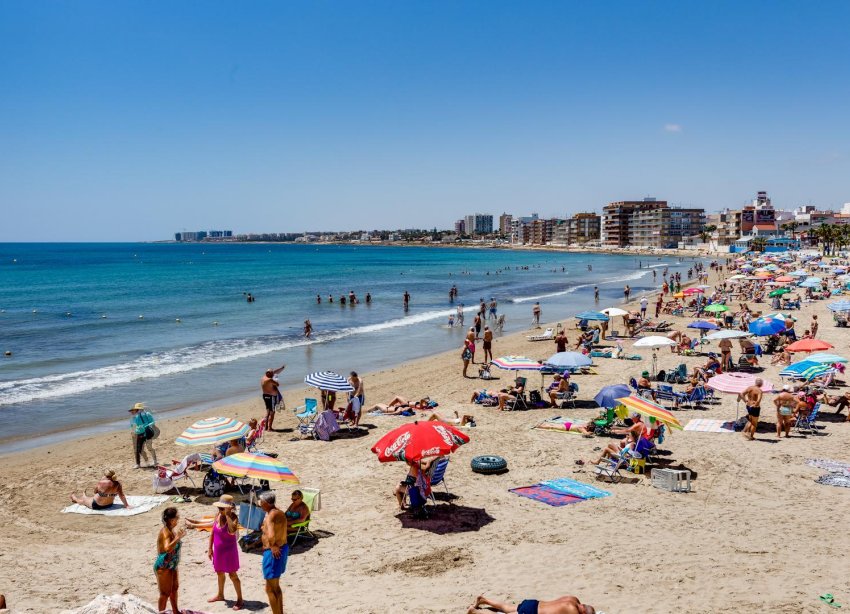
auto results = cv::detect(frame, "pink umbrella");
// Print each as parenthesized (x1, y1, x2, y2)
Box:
(683, 287, 704, 295)
(706, 373, 774, 393)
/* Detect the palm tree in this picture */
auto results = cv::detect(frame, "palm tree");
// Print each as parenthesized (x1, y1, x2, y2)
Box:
(751, 236, 767, 252)
(780, 221, 799, 240)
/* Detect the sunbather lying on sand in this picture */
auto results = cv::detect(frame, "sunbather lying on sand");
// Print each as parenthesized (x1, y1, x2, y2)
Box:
(369, 396, 436, 415)
(427, 410, 475, 427)
(468, 593, 597, 614)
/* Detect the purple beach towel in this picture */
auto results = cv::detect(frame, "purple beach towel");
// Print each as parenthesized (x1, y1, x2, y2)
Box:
(509, 485, 585, 507)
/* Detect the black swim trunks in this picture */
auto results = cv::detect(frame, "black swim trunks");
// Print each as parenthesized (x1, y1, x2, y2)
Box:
(263, 394, 276, 411)
(517, 600, 539, 614)
(746, 405, 760, 418)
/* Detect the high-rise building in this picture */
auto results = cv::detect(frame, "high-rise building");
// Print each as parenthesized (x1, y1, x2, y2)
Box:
(565, 212, 601, 244)
(602, 198, 703, 248)
(498, 213, 513, 237)
(464, 213, 494, 236)
(454, 219, 466, 235)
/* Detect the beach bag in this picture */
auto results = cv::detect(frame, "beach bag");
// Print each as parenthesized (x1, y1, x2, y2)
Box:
(529, 390, 543, 405)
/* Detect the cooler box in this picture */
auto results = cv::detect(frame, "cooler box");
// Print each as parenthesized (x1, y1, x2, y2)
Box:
(651, 468, 692, 493)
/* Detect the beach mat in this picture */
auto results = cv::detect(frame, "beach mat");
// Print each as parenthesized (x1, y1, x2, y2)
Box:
(684, 418, 736, 433)
(816, 474, 850, 488)
(62, 495, 169, 516)
(509, 485, 585, 507)
(806, 458, 850, 473)
(538, 477, 612, 499)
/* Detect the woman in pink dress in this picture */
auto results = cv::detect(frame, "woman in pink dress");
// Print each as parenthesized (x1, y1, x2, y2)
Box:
(207, 495, 244, 610)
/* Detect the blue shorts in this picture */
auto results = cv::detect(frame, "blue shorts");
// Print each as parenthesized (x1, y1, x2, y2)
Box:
(518, 600, 539, 614)
(262, 546, 289, 580)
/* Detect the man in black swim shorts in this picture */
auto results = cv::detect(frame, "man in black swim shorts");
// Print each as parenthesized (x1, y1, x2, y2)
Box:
(261, 364, 286, 431)
(468, 593, 597, 614)
(738, 377, 764, 441)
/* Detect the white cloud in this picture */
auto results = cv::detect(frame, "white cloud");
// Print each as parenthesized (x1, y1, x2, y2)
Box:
(664, 123, 683, 133)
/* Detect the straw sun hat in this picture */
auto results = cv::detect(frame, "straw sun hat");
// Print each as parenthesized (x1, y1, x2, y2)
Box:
(213, 494, 236, 509)
(128, 402, 146, 412)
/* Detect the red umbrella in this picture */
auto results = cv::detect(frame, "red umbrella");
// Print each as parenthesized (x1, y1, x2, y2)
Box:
(786, 339, 834, 353)
(683, 287, 704, 295)
(371, 421, 470, 463)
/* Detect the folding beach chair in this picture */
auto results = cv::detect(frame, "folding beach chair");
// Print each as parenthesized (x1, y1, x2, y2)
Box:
(153, 453, 202, 496)
(592, 407, 618, 435)
(794, 403, 821, 435)
(289, 487, 321, 545)
(427, 458, 451, 504)
(507, 377, 530, 410)
(594, 456, 628, 483)
(293, 398, 319, 438)
(527, 328, 554, 341)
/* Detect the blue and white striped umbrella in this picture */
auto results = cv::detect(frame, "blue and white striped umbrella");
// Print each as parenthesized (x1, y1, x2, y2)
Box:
(828, 300, 850, 312)
(800, 277, 823, 287)
(806, 352, 848, 364)
(780, 361, 833, 381)
(304, 371, 355, 392)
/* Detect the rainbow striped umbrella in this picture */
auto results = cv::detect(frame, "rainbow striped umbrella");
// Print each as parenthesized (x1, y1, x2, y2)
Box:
(175, 416, 250, 447)
(491, 356, 543, 371)
(212, 453, 300, 483)
(615, 395, 683, 430)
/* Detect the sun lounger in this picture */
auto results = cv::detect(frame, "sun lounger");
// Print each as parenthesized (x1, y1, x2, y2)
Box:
(527, 328, 554, 341)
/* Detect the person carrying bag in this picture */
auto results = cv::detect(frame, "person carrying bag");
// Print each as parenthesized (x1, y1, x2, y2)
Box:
(129, 402, 159, 468)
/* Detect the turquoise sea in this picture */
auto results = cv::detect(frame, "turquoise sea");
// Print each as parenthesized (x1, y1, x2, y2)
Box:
(0, 243, 702, 452)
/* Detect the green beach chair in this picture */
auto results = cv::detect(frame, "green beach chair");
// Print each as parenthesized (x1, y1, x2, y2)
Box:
(289, 487, 321, 545)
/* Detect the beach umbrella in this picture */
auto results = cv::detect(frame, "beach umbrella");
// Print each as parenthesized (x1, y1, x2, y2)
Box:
(601, 307, 629, 317)
(688, 320, 719, 331)
(672, 292, 685, 298)
(696, 285, 713, 289)
(765, 264, 780, 271)
(728, 274, 747, 280)
(748, 316, 786, 336)
(785, 339, 834, 353)
(491, 356, 544, 371)
(594, 384, 632, 409)
(705, 329, 752, 340)
(780, 361, 832, 381)
(775, 275, 794, 283)
(706, 373, 774, 393)
(683, 287, 704, 295)
(545, 351, 592, 369)
(806, 352, 848, 364)
(703, 304, 729, 313)
(212, 453, 300, 483)
(304, 371, 355, 392)
(768, 288, 791, 297)
(176, 417, 250, 447)
(789, 269, 808, 277)
(633, 336, 677, 348)
(371, 420, 470, 463)
(574, 311, 609, 321)
(828, 300, 850, 312)
(614, 395, 683, 430)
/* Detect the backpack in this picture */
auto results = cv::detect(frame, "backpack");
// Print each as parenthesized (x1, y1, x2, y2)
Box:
(529, 390, 543, 405)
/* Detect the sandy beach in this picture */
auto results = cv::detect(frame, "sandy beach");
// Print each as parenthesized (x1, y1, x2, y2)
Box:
(2, 263, 849, 614)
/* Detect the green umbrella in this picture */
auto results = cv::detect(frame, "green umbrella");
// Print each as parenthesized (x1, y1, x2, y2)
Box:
(768, 288, 790, 297)
(703, 304, 729, 313)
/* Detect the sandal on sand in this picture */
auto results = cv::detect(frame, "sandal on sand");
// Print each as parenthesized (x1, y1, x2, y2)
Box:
(820, 594, 842, 608)
(575, 460, 585, 465)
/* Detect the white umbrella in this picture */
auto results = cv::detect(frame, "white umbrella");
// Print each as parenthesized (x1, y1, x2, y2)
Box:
(633, 336, 676, 378)
(705, 330, 753, 340)
(633, 336, 677, 348)
(601, 307, 629, 317)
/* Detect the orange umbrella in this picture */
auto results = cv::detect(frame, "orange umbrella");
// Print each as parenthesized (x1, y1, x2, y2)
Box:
(786, 339, 834, 353)
(775, 275, 794, 283)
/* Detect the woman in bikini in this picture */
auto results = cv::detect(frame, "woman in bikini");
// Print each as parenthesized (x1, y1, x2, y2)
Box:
(70, 469, 131, 510)
(155, 507, 185, 614)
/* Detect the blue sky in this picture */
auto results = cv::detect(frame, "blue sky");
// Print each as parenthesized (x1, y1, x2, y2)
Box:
(2, 1, 849, 241)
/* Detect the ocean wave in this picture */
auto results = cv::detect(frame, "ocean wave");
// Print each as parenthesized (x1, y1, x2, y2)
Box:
(510, 283, 591, 304)
(0, 308, 457, 406)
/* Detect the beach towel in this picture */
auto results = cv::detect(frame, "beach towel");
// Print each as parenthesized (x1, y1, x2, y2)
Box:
(62, 495, 169, 516)
(509, 485, 585, 507)
(806, 458, 850, 473)
(538, 477, 612, 499)
(684, 419, 736, 433)
(816, 473, 850, 489)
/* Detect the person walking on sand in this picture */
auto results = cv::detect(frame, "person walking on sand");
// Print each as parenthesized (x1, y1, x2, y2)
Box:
(639, 296, 648, 319)
(262, 364, 286, 431)
(154, 507, 185, 614)
(259, 491, 288, 614)
(811, 314, 819, 338)
(129, 402, 157, 469)
(468, 593, 597, 614)
(473, 313, 482, 339)
(482, 326, 494, 363)
(532, 302, 541, 327)
(207, 495, 243, 610)
(738, 378, 764, 441)
(461, 337, 474, 377)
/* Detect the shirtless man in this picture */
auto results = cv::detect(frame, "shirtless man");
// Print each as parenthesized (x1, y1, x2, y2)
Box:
(532, 302, 541, 327)
(738, 378, 764, 441)
(469, 593, 596, 614)
(259, 491, 288, 614)
(554, 330, 568, 353)
(261, 364, 286, 431)
(773, 385, 796, 438)
(489, 298, 498, 319)
(347, 371, 365, 427)
(482, 326, 494, 363)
